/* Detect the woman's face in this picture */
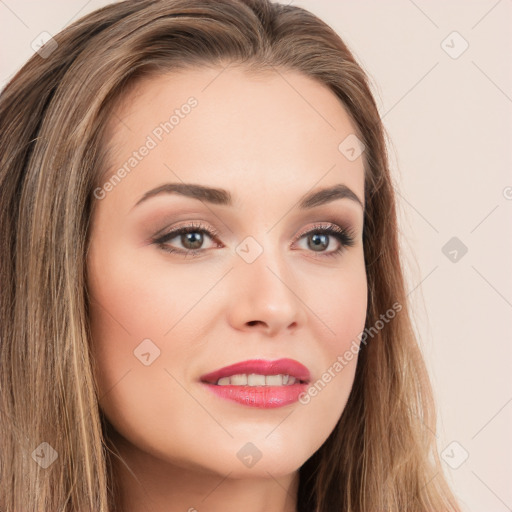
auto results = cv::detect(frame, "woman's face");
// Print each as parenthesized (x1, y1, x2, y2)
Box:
(87, 66, 367, 479)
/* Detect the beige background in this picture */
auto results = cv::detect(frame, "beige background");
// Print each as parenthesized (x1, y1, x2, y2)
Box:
(1, 1, 511, 510)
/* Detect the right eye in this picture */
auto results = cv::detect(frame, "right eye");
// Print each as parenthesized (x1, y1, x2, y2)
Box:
(152, 221, 222, 257)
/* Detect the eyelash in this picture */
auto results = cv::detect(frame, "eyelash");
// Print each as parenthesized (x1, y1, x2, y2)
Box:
(152, 221, 356, 259)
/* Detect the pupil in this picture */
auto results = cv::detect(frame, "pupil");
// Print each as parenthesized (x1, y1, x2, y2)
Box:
(309, 233, 328, 251)
(183, 232, 202, 249)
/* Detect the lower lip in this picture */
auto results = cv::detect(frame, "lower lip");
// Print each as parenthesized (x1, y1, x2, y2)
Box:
(201, 382, 309, 408)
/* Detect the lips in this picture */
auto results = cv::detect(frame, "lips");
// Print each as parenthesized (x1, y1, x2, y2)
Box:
(199, 358, 311, 385)
(199, 358, 311, 408)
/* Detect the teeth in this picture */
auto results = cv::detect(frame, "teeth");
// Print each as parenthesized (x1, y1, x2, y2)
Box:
(265, 374, 282, 386)
(230, 374, 248, 385)
(247, 374, 265, 385)
(214, 373, 299, 386)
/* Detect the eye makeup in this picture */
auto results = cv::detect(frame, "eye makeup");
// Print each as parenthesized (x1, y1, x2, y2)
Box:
(151, 220, 357, 259)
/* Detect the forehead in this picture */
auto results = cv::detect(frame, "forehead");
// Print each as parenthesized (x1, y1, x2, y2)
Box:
(101, 65, 365, 211)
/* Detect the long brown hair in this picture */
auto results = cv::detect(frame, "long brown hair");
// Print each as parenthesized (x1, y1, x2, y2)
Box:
(0, 0, 461, 510)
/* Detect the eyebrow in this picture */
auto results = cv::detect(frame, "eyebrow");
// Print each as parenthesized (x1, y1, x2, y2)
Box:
(131, 182, 364, 211)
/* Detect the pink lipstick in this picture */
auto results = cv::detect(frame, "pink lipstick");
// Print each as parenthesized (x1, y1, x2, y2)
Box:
(199, 358, 310, 408)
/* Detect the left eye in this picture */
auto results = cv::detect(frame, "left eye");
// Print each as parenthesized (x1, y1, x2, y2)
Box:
(293, 223, 356, 258)
(153, 221, 356, 258)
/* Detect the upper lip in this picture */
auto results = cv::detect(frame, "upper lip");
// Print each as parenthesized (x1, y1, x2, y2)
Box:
(200, 358, 311, 384)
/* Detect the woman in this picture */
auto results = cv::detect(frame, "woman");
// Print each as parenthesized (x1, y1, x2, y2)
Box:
(0, 0, 461, 510)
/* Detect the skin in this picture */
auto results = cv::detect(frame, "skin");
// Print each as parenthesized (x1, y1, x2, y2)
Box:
(86, 65, 367, 512)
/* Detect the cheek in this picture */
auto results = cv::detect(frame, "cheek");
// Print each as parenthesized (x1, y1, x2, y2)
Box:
(87, 239, 205, 362)
(296, 254, 367, 428)
(86, 241, 184, 406)
(86, 241, 225, 427)
(327, 275, 367, 340)
(308, 250, 368, 354)
(86, 248, 201, 458)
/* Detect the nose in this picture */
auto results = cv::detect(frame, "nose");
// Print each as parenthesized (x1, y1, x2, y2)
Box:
(226, 245, 307, 337)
